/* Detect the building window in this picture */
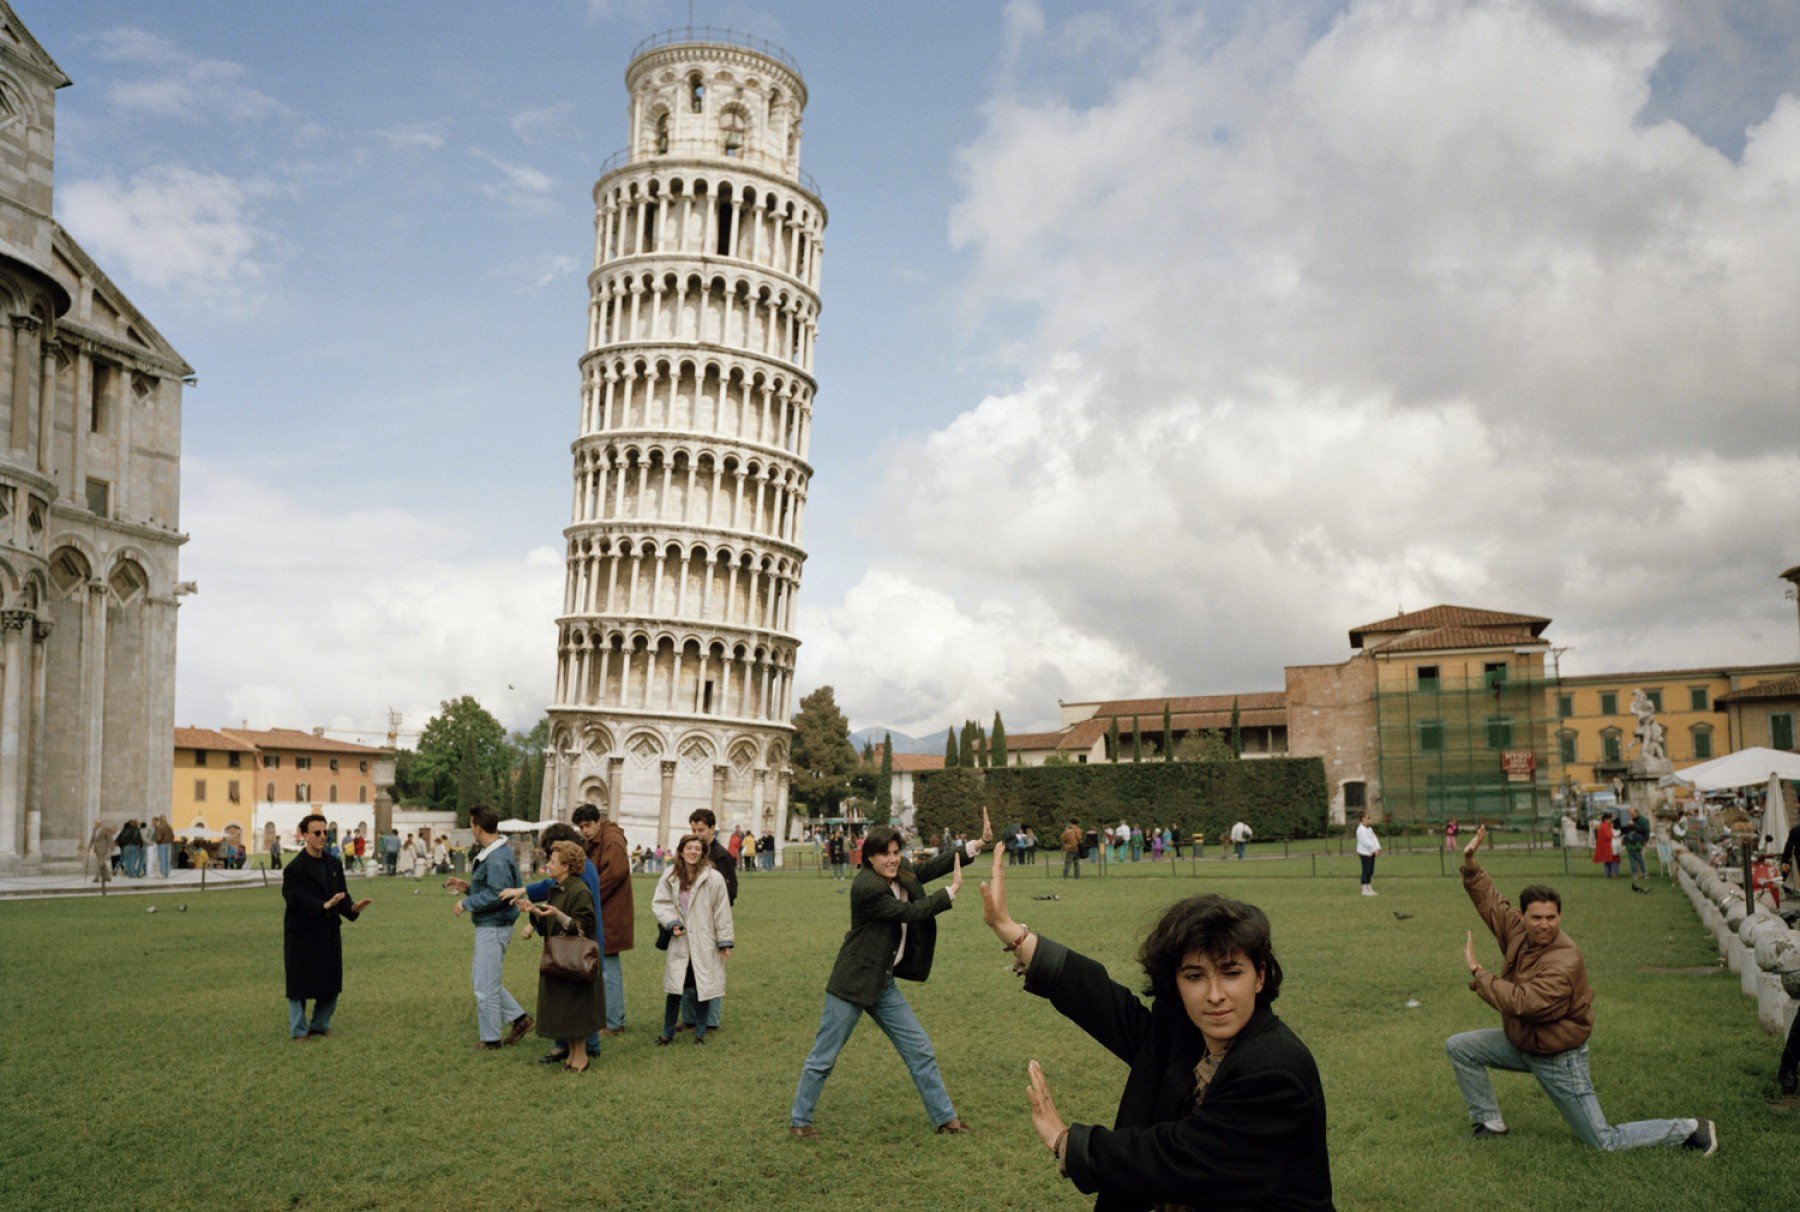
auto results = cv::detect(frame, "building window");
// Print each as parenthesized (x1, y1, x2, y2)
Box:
(359, 760, 369, 773)
(194, 750, 208, 767)
(1557, 694, 1573, 718)
(359, 786, 369, 803)
(228, 752, 241, 768)
(688, 72, 704, 112)
(329, 758, 339, 773)
(265, 782, 276, 801)
(1601, 730, 1621, 763)
(1774, 713, 1797, 752)
(1419, 720, 1445, 752)
(1689, 686, 1709, 711)
(263, 755, 280, 769)
(194, 779, 206, 802)
(1483, 661, 1508, 689)
(295, 756, 312, 770)
(228, 780, 241, 804)
(90, 361, 114, 432)
(1558, 731, 1578, 764)
(328, 785, 338, 803)
(1486, 717, 1513, 749)
(1343, 781, 1366, 810)
(1599, 692, 1618, 716)
(1416, 665, 1440, 693)
(1690, 727, 1713, 760)
(1644, 688, 1663, 712)
(295, 783, 311, 801)
(85, 478, 110, 517)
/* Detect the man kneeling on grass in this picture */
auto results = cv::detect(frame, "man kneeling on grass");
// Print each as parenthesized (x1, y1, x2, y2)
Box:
(1447, 823, 1717, 1155)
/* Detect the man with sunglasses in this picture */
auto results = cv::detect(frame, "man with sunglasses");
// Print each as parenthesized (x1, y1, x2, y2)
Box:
(283, 814, 372, 1040)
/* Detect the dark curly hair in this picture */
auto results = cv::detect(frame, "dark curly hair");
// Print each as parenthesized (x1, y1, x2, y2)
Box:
(1137, 894, 1282, 1008)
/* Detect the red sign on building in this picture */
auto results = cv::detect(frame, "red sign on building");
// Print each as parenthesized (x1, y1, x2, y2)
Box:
(1501, 750, 1537, 781)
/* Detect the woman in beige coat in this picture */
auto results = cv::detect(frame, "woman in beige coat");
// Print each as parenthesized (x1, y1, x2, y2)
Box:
(651, 834, 734, 1045)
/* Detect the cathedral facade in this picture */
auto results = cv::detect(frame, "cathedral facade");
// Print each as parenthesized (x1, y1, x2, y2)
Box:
(539, 31, 822, 853)
(0, 3, 190, 871)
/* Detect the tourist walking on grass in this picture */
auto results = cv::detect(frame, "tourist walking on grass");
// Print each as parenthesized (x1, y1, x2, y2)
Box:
(652, 834, 733, 1045)
(1060, 820, 1083, 879)
(282, 814, 371, 1041)
(445, 806, 533, 1052)
(1447, 825, 1716, 1154)
(117, 818, 145, 878)
(976, 842, 1332, 1207)
(1230, 820, 1252, 861)
(1356, 812, 1382, 897)
(87, 819, 114, 883)
(1444, 817, 1459, 852)
(572, 804, 634, 1035)
(151, 816, 175, 877)
(788, 814, 990, 1139)
(1592, 813, 1619, 878)
(523, 839, 602, 1073)
(1622, 808, 1649, 881)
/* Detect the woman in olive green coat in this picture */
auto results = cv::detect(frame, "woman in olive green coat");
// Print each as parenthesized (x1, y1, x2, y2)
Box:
(525, 840, 602, 1073)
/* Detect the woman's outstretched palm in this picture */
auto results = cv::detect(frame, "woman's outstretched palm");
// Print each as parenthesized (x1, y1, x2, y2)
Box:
(979, 841, 1009, 932)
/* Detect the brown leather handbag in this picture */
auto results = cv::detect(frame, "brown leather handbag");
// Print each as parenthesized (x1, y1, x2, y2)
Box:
(539, 920, 599, 983)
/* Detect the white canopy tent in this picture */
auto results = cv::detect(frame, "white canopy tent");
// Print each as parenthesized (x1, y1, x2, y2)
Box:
(1663, 746, 1800, 792)
(496, 818, 542, 834)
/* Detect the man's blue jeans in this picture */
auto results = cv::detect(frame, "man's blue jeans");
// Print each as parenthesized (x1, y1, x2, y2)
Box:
(471, 924, 527, 1043)
(790, 982, 956, 1129)
(288, 995, 337, 1038)
(1445, 1029, 1696, 1150)
(602, 952, 625, 1030)
(679, 988, 722, 1029)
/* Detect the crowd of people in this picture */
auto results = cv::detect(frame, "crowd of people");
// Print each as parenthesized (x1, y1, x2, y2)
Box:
(278, 797, 1749, 1208)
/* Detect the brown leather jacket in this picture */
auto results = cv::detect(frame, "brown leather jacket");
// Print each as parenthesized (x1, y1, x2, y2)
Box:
(1060, 825, 1082, 853)
(587, 820, 634, 954)
(1463, 863, 1593, 1054)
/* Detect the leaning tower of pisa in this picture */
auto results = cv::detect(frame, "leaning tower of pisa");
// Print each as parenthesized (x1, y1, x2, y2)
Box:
(540, 30, 823, 855)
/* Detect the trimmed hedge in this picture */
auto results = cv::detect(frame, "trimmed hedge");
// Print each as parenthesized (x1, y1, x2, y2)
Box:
(913, 759, 1328, 844)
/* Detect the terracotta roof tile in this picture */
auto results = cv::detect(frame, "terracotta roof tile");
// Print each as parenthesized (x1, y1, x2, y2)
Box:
(1071, 691, 1287, 717)
(1350, 605, 1550, 648)
(1004, 731, 1069, 750)
(1364, 626, 1546, 655)
(1717, 673, 1800, 704)
(222, 728, 388, 755)
(173, 727, 258, 753)
(890, 753, 946, 773)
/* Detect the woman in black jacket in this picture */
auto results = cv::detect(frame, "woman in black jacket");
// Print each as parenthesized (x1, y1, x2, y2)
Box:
(979, 846, 1332, 1210)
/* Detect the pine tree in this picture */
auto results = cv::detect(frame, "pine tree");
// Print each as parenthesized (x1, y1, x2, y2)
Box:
(977, 733, 988, 767)
(1163, 703, 1175, 762)
(1230, 696, 1243, 757)
(862, 739, 874, 763)
(959, 720, 978, 768)
(945, 727, 959, 767)
(874, 733, 894, 824)
(1131, 715, 1142, 763)
(991, 712, 1008, 768)
(1107, 717, 1121, 763)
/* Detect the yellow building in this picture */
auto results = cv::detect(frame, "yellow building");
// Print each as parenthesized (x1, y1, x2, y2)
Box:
(1716, 672, 1800, 755)
(1553, 663, 1800, 791)
(171, 728, 259, 834)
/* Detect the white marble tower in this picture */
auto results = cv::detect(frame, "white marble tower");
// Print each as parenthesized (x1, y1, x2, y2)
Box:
(541, 31, 823, 855)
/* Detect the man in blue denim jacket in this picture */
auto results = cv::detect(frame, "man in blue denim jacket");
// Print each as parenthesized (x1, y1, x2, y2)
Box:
(447, 805, 533, 1049)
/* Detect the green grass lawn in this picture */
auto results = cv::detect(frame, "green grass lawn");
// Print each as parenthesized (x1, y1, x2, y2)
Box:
(2, 855, 1787, 1210)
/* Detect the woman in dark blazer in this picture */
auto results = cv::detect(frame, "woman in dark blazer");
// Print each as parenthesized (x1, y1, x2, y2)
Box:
(524, 840, 602, 1073)
(979, 846, 1332, 1210)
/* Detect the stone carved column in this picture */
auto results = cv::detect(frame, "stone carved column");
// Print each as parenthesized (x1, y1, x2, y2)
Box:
(0, 609, 31, 857)
(82, 581, 108, 835)
(8, 316, 40, 453)
(26, 618, 49, 856)
(36, 339, 63, 473)
(658, 758, 677, 849)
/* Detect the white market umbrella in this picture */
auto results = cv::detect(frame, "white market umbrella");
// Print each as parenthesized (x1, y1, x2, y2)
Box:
(1666, 746, 1800, 792)
(496, 818, 541, 833)
(1764, 775, 1792, 857)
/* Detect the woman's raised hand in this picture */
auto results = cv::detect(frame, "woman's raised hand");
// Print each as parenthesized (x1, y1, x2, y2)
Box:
(1026, 1060, 1067, 1153)
(949, 850, 963, 899)
(979, 839, 1013, 937)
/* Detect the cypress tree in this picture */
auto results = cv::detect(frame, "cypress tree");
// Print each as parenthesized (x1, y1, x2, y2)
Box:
(862, 739, 874, 763)
(991, 712, 1008, 768)
(1131, 715, 1142, 763)
(1107, 717, 1121, 763)
(874, 734, 894, 824)
(945, 727, 959, 767)
(1163, 703, 1175, 762)
(959, 720, 978, 768)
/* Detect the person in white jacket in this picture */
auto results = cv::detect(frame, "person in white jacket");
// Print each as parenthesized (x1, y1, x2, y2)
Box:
(1230, 820, 1253, 861)
(1355, 813, 1382, 896)
(651, 834, 735, 1045)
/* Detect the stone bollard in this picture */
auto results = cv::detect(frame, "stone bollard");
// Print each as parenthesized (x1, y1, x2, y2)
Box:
(1753, 929, 1800, 1034)
(1739, 912, 1785, 998)
(1722, 898, 1751, 971)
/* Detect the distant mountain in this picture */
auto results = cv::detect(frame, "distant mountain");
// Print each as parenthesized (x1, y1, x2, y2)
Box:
(849, 726, 948, 756)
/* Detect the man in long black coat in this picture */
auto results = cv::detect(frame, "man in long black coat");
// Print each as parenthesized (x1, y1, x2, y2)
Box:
(283, 813, 370, 1040)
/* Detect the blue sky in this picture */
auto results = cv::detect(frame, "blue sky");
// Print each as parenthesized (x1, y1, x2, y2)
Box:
(28, 1, 1800, 739)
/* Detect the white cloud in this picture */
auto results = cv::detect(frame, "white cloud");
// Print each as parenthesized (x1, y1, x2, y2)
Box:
(511, 101, 577, 144)
(802, 0, 1800, 721)
(373, 122, 447, 152)
(796, 568, 1163, 735)
(530, 254, 581, 289)
(57, 166, 270, 291)
(471, 148, 556, 213)
(90, 27, 285, 122)
(176, 463, 563, 735)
